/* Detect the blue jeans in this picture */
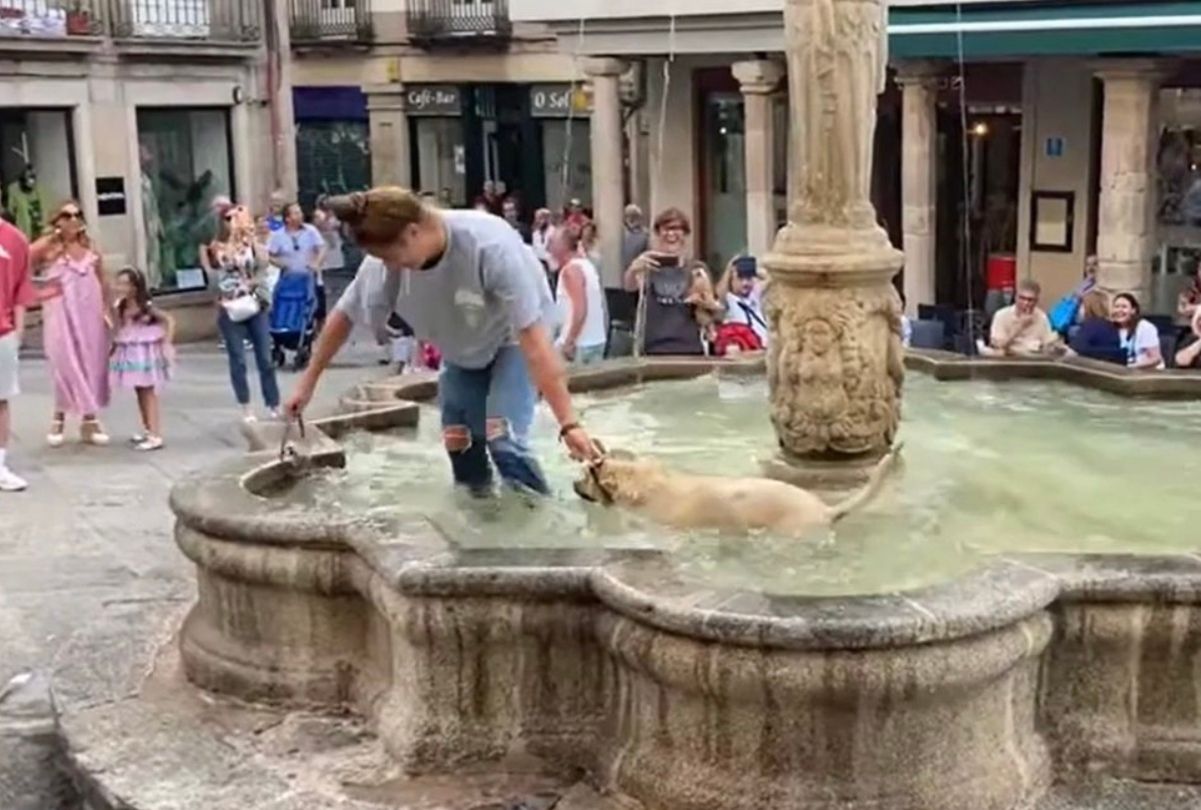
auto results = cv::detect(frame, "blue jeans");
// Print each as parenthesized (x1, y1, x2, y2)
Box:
(217, 309, 281, 409)
(439, 344, 548, 495)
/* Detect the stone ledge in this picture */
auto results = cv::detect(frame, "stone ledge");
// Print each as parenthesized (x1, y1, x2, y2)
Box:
(905, 349, 1201, 398)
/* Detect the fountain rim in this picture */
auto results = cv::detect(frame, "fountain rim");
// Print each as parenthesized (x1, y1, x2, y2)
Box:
(170, 352, 1201, 653)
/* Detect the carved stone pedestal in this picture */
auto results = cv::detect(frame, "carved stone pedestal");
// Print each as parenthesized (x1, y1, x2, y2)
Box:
(765, 0, 904, 483)
(763, 224, 904, 487)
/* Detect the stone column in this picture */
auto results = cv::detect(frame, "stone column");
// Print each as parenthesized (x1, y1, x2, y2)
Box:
(764, 0, 904, 481)
(267, 0, 298, 199)
(896, 63, 941, 318)
(585, 57, 626, 288)
(1094, 62, 1163, 301)
(732, 59, 785, 259)
(365, 84, 413, 190)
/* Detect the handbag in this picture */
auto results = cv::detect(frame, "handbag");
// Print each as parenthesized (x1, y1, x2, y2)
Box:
(222, 293, 260, 323)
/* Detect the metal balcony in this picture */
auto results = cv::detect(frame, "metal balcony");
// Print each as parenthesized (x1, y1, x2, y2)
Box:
(289, 0, 371, 44)
(108, 0, 260, 42)
(407, 0, 510, 47)
(0, 0, 104, 39)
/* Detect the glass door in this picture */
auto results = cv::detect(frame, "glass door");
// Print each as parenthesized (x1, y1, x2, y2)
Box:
(701, 92, 746, 272)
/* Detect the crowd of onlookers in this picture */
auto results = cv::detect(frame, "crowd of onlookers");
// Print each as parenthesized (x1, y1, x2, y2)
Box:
(0, 190, 350, 493)
(455, 182, 769, 368)
(973, 254, 1201, 371)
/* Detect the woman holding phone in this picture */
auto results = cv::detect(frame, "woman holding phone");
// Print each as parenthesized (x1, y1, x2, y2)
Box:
(622, 208, 720, 356)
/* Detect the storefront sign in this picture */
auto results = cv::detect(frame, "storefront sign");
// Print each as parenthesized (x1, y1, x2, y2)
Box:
(530, 84, 593, 118)
(405, 85, 462, 117)
(95, 176, 126, 216)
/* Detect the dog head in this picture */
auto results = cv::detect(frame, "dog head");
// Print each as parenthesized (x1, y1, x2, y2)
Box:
(573, 442, 660, 507)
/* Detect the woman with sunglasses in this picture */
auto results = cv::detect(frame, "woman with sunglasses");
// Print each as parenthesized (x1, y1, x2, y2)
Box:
(31, 201, 112, 446)
(212, 205, 280, 423)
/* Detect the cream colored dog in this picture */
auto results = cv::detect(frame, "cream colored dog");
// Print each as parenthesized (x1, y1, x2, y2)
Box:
(573, 444, 901, 538)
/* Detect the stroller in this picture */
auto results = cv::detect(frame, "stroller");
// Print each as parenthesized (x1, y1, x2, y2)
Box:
(269, 270, 318, 371)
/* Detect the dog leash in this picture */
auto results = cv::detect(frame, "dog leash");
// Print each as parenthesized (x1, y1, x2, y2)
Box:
(279, 412, 307, 462)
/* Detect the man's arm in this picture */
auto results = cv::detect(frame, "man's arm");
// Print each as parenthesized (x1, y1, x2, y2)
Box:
(265, 233, 287, 269)
(518, 322, 576, 428)
(309, 228, 327, 271)
(287, 308, 353, 414)
(1177, 338, 1201, 369)
(11, 241, 35, 342)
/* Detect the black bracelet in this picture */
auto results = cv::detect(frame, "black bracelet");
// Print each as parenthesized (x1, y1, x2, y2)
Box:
(558, 422, 581, 441)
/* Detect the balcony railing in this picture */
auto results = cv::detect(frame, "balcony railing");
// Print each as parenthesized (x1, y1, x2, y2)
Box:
(0, 0, 261, 41)
(110, 0, 260, 41)
(407, 0, 510, 47)
(0, 0, 104, 38)
(289, 0, 371, 44)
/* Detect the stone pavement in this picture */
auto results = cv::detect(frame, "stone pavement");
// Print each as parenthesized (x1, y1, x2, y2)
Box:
(0, 339, 389, 694)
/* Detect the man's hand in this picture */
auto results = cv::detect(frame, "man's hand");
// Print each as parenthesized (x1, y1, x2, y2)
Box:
(561, 424, 601, 462)
(285, 377, 316, 417)
(561, 339, 577, 362)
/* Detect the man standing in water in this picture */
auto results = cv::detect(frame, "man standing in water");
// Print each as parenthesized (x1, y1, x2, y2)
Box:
(285, 187, 600, 495)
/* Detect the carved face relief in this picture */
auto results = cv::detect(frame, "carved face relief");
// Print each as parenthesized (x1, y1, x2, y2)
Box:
(803, 318, 836, 355)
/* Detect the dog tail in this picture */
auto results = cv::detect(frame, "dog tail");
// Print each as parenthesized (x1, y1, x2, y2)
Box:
(829, 443, 902, 523)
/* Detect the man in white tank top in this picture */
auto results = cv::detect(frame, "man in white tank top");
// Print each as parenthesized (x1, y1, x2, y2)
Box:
(549, 229, 607, 364)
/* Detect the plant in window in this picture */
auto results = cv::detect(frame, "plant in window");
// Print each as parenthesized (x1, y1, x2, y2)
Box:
(155, 168, 217, 287)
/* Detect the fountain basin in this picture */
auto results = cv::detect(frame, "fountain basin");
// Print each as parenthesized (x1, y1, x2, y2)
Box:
(167, 356, 1201, 809)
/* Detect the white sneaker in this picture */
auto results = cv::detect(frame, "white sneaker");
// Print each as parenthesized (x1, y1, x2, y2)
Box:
(135, 435, 164, 452)
(0, 466, 28, 492)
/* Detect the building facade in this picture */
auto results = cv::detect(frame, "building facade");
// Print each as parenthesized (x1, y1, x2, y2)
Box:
(288, 0, 593, 216)
(0, 0, 293, 337)
(510, 0, 1201, 313)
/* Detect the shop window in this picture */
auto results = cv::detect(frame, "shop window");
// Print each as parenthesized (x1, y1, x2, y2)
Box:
(136, 107, 233, 293)
(296, 120, 370, 213)
(413, 117, 466, 207)
(0, 108, 77, 242)
(701, 93, 747, 271)
(541, 118, 591, 212)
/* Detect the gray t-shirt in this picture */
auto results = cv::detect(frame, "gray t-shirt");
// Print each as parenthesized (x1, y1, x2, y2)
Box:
(335, 210, 555, 369)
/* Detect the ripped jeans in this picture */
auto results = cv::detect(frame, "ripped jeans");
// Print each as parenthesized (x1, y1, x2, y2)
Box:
(439, 344, 549, 495)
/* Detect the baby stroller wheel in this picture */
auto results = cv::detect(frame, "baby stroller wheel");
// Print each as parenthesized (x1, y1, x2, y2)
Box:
(294, 347, 310, 371)
(272, 346, 286, 368)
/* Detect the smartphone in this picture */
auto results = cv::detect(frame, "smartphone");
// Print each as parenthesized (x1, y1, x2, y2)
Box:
(655, 254, 679, 268)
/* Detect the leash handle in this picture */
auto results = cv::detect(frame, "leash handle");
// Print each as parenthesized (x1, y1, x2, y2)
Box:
(279, 412, 306, 462)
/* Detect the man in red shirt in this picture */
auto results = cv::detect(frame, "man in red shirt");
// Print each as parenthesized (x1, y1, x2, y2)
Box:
(0, 217, 35, 491)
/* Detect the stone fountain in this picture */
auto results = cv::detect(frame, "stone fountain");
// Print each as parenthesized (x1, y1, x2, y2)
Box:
(45, 1, 1201, 808)
(764, 0, 905, 487)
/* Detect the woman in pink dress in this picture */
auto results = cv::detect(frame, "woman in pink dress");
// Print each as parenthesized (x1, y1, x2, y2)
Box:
(32, 201, 112, 446)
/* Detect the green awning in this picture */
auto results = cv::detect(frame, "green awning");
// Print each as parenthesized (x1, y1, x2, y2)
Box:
(889, 1, 1201, 59)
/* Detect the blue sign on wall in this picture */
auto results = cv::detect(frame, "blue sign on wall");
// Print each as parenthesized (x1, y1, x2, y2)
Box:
(1045, 136, 1066, 158)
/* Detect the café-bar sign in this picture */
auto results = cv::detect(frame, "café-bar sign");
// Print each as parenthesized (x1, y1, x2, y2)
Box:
(406, 85, 462, 117)
(530, 84, 593, 118)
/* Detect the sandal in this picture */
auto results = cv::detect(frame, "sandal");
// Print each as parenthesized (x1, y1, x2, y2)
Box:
(81, 419, 110, 446)
(46, 418, 65, 448)
(135, 435, 164, 452)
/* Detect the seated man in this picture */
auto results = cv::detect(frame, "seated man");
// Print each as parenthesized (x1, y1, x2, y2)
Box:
(979, 279, 1062, 357)
(1175, 310, 1201, 369)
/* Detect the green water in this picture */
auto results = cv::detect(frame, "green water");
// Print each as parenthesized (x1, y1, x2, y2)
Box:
(285, 375, 1201, 596)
